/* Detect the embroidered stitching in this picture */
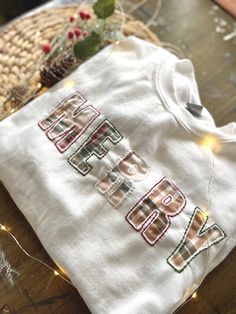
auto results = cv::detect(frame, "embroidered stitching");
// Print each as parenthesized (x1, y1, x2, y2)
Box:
(38, 91, 100, 153)
(162, 195, 173, 205)
(167, 207, 226, 273)
(68, 119, 123, 176)
(37, 88, 227, 274)
(126, 177, 186, 246)
(95, 150, 149, 208)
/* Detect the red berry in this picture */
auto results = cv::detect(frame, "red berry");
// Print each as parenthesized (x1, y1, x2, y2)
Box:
(43, 43, 52, 54)
(68, 30, 74, 39)
(85, 13, 91, 20)
(79, 11, 86, 20)
(83, 30, 88, 38)
(69, 15, 75, 23)
(74, 28, 81, 37)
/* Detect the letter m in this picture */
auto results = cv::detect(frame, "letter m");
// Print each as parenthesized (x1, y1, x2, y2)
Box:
(38, 92, 100, 153)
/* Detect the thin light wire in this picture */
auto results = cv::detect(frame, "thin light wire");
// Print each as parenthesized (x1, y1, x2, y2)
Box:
(145, 0, 163, 27)
(175, 140, 217, 313)
(1, 0, 225, 306)
(126, 0, 148, 14)
(206, 149, 215, 212)
(128, 0, 163, 37)
(124, 0, 185, 59)
(116, 0, 126, 35)
(0, 225, 74, 287)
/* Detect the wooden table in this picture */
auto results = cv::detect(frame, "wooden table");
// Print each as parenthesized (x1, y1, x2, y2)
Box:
(155, 2, 236, 312)
(0, 0, 235, 313)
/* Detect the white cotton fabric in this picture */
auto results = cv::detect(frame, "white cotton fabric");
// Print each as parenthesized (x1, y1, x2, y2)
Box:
(0, 36, 236, 314)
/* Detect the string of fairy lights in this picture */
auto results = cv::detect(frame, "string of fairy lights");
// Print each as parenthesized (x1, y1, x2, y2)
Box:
(0, 132, 221, 311)
(0, 0, 230, 311)
(0, 224, 73, 286)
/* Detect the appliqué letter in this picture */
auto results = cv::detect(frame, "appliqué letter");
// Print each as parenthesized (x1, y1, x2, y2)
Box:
(96, 151, 149, 207)
(167, 207, 226, 272)
(68, 120, 123, 175)
(38, 92, 100, 152)
(126, 177, 186, 245)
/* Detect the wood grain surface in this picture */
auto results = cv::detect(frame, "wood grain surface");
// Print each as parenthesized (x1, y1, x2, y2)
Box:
(0, 0, 236, 313)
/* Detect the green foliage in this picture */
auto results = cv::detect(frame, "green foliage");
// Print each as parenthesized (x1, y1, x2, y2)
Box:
(74, 0, 116, 60)
(74, 31, 101, 60)
(93, 0, 115, 19)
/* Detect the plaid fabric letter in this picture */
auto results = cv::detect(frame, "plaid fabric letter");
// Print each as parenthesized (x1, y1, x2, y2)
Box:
(167, 207, 226, 272)
(96, 151, 149, 207)
(126, 177, 186, 245)
(38, 92, 100, 153)
(68, 120, 123, 175)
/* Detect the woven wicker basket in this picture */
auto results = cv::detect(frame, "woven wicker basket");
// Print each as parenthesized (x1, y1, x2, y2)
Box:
(0, 3, 159, 120)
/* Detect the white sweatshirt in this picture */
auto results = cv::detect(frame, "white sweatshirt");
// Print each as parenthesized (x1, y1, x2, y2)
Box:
(0, 36, 235, 314)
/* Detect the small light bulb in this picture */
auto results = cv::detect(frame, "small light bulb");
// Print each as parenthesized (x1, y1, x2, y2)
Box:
(35, 30, 41, 38)
(199, 135, 221, 153)
(59, 267, 65, 274)
(1, 225, 7, 231)
(200, 209, 209, 220)
(192, 292, 197, 299)
(54, 270, 59, 276)
(63, 80, 75, 88)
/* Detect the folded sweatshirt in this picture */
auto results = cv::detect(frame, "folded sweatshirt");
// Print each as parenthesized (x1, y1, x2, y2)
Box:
(0, 36, 235, 314)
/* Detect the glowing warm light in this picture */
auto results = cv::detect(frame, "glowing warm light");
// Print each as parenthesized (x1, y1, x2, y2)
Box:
(37, 82, 42, 89)
(63, 80, 75, 88)
(200, 209, 209, 220)
(35, 30, 41, 38)
(192, 292, 197, 299)
(0, 224, 73, 286)
(199, 135, 221, 153)
(58, 266, 65, 274)
(0, 225, 7, 231)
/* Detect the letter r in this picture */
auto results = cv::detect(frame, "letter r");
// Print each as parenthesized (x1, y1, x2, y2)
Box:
(126, 177, 186, 245)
